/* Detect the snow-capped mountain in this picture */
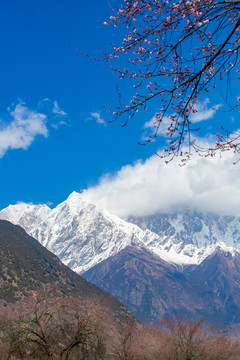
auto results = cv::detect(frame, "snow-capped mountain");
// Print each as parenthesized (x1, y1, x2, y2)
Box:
(128, 211, 240, 250)
(0, 192, 161, 273)
(127, 211, 240, 264)
(1, 191, 240, 274)
(3, 192, 240, 326)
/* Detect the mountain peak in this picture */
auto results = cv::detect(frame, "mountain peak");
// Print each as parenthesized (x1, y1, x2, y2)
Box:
(66, 191, 81, 201)
(0, 202, 51, 230)
(64, 191, 97, 213)
(1, 194, 240, 274)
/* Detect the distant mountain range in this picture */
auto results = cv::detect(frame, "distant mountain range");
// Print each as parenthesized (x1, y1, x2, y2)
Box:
(1, 192, 240, 326)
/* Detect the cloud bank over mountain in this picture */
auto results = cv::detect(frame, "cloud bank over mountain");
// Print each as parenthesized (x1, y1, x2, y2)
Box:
(81, 150, 240, 218)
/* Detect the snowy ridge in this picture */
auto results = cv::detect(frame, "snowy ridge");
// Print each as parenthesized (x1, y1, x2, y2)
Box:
(0, 191, 240, 273)
(0, 203, 51, 229)
(128, 212, 240, 249)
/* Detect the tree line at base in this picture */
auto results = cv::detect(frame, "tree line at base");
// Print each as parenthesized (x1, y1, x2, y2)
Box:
(0, 287, 239, 360)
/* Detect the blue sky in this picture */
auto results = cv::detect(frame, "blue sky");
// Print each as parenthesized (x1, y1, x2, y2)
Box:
(0, 0, 240, 217)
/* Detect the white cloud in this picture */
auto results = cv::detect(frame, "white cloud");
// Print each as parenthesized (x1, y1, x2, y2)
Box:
(46, 201, 54, 207)
(143, 99, 221, 140)
(0, 102, 48, 157)
(81, 148, 240, 218)
(189, 99, 221, 123)
(51, 120, 68, 130)
(143, 115, 172, 138)
(52, 100, 67, 116)
(90, 112, 106, 125)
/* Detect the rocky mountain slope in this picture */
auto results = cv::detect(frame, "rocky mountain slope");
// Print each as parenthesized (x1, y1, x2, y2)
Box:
(83, 246, 240, 326)
(1, 192, 240, 274)
(0, 219, 132, 321)
(83, 246, 190, 321)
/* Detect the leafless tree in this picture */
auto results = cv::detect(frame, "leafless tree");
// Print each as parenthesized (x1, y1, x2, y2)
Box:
(156, 317, 240, 360)
(85, 0, 240, 163)
(0, 289, 106, 360)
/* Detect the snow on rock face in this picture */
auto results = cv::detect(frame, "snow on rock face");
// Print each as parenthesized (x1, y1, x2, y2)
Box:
(0, 203, 51, 231)
(0, 192, 161, 273)
(127, 211, 240, 250)
(0, 191, 240, 273)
